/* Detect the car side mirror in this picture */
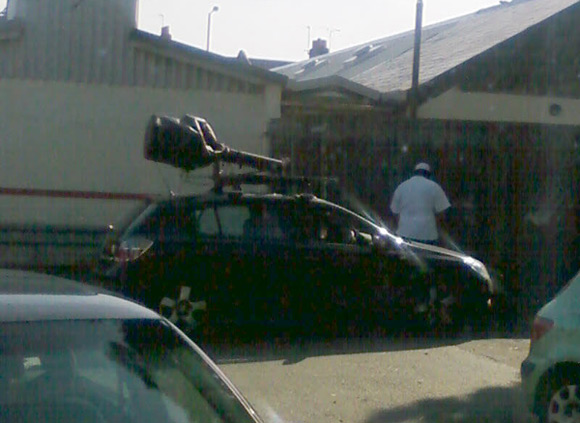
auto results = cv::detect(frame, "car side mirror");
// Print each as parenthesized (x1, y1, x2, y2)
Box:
(353, 230, 373, 246)
(371, 234, 388, 250)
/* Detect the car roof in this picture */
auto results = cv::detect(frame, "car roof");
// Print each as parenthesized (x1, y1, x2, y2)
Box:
(0, 269, 160, 323)
(158, 191, 362, 215)
(161, 191, 306, 205)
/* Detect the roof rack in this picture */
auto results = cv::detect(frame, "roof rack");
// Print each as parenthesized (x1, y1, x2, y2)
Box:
(214, 172, 339, 195)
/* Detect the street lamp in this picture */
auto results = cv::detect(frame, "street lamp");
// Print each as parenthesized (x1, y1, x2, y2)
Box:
(206, 5, 219, 51)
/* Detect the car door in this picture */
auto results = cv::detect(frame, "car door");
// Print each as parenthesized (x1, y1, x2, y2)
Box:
(192, 199, 258, 328)
(236, 199, 298, 329)
(272, 202, 369, 332)
(194, 198, 291, 330)
(286, 203, 421, 332)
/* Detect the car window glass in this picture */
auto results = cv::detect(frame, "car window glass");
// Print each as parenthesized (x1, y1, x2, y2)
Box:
(126, 203, 197, 242)
(318, 211, 354, 244)
(0, 319, 254, 423)
(279, 204, 316, 243)
(302, 206, 378, 246)
(197, 206, 219, 237)
(243, 203, 286, 241)
(217, 205, 250, 237)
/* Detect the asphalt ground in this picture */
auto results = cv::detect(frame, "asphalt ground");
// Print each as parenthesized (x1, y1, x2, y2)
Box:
(207, 334, 531, 423)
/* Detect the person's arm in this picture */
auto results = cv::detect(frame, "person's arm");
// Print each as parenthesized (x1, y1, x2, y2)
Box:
(434, 185, 452, 245)
(388, 191, 400, 230)
(436, 210, 448, 233)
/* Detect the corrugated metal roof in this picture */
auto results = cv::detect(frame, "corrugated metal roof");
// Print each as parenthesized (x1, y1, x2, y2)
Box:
(275, 0, 580, 96)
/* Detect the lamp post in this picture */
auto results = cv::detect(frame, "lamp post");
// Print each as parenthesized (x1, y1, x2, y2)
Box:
(206, 5, 219, 51)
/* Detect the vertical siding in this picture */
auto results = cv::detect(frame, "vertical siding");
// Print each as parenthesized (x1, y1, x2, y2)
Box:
(0, 0, 276, 98)
(0, 0, 137, 85)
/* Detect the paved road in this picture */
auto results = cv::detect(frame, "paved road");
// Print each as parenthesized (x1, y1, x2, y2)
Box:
(207, 335, 532, 423)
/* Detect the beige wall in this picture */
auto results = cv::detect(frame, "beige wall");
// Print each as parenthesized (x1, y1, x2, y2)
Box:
(418, 86, 580, 125)
(0, 79, 282, 227)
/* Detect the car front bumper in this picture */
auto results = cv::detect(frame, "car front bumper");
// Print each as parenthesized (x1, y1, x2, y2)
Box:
(521, 355, 551, 415)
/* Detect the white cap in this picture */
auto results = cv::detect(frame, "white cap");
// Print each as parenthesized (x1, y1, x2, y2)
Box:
(414, 162, 431, 172)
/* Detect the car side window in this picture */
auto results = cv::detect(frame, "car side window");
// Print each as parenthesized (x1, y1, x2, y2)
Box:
(196, 202, 289, 241)
(299, 206, 376, 246)
(317, 211, 357, 245)
(216, 205, 249, 237)
(243, 203, 286, 241)
(126, 203, 197, 242)
(196, 206, 219, 237)
(196, 204, 253, 239)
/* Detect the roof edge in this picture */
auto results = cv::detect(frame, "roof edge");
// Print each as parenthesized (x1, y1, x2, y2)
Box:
(130, 30, 288, 86)
(287, 75, 383, 101)
(417, 0, 580, 103)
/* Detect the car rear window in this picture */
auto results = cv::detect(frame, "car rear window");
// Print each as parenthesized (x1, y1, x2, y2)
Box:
(124, 201, 198, 241)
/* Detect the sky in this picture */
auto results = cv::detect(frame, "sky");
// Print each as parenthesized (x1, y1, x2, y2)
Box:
(137, 0, 503, 61)
(1, 0, 504, 61)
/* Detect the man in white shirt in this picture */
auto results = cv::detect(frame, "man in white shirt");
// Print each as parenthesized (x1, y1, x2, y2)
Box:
(390, 162, 451, 244)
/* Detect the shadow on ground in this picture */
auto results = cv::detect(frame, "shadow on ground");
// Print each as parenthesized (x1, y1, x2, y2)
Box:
(203, 327, 524, 366)
(364, 384, 534, 423)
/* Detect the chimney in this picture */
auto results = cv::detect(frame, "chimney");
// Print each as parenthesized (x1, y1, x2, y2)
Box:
(309, 38, 329, 58)
(161, 25, 172, 41)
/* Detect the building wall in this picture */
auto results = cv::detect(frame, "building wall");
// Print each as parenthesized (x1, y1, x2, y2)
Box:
(418, 87, 580, 125)
(0, 78, 281, 229)
(269, 113, 580, 317)
(1, 0, 137, 84)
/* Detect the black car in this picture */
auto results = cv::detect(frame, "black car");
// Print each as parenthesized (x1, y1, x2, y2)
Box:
(97, 115, 501, 337)
(97, 189, 501, 336)
(0, 269, 263, 423)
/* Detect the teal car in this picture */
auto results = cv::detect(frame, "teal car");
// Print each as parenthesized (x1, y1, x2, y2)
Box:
(521, 271, 580, 423)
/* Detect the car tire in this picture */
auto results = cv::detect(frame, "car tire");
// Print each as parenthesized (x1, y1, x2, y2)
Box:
(422, 284, 463, 336)
(539, 370, 580, 423)
(159, 285, 208, 339)
(426, 297, 462, 336)
(461, 296, 493, 336)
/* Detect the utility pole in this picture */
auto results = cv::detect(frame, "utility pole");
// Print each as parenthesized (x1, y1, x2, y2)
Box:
(410, 0, 423, 119)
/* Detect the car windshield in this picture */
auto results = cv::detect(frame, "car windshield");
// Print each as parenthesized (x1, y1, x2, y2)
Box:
(0, 319, 255, 423)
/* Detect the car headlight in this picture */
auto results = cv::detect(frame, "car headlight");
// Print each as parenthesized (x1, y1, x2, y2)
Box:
(462, 256, 493, 290)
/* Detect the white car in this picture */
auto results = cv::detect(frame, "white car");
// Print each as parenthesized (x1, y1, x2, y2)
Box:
(0, 269, 262, 423)
(521, 270, 580, 423)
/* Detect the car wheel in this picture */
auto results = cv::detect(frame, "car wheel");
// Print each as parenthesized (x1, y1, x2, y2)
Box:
(426, 290, 462, 335)
(540, 373, 580, 423)
(159, 286, 208, 337)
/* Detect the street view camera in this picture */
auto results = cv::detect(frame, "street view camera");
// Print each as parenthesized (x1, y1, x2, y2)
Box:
(145, 115, 286, 174)
(145, 114, 338, 196)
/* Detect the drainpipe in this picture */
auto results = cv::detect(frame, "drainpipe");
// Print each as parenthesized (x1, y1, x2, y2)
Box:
(410, 0, 423, 119)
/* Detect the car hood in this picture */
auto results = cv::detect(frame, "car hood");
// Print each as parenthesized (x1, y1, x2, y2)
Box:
(403, 239, 471, 262)
(537, 270, 580, 322)
(391, 238, 499, 294)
